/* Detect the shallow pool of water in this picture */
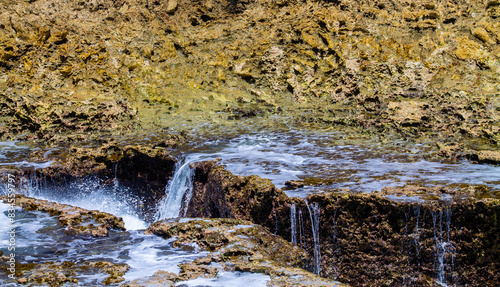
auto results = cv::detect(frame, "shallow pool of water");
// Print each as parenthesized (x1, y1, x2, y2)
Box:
(0, 202, 206, 286)
(174, 130, 500, 198)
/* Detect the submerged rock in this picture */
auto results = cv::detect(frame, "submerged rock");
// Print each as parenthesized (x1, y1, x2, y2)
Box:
(146, 217, 346, 286)
(0, 194, 124, 236)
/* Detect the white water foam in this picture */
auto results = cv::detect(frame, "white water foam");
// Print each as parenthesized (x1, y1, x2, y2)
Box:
(156, 159, 195, 221)
(0, 208, 207, 286)
(179, 132, 500, 198)
(123, 231, 207, 281)
(0, 202, 13, 247)
(176, 269, 270, 286)
(24, 176, 148, 230)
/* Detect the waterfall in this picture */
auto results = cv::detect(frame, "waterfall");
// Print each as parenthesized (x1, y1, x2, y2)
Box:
(155, 160, 195, 221)
(305, 200, 321, 275)
(290, 203, 297, 245)
(432, 208, 456, 286)
(298, 209, 304, 248)
(413, 205, 421, 257)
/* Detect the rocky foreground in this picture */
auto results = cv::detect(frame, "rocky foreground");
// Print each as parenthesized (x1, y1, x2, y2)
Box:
(1, 144, 498, 286)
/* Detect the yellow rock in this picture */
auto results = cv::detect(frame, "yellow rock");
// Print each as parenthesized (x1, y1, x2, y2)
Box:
(48, 30, 68, 45)
(472, 27, 493, 43)
(166, 0, 178, 14)
(455, 37, 484, 60)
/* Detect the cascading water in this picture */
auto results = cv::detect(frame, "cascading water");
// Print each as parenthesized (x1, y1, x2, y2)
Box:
(432, 208, 456, 286)
(155, 160, 195, 221)
(331, 207, 340, 278)
(298, 209, 304, 248)
(305, 200, 321, 275)
(413, 205, 421, 257)
(290, 203, 297, 245)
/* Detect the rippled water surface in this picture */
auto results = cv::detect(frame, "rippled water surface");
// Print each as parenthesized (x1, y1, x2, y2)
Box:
(0, 202, 207, 286)
(173, 130, 500, 198)
(0, 124, 499, 286)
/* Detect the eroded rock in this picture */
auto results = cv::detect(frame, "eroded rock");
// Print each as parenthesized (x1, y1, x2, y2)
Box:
(0, 194, 124, 236)
(146, 217, 346, 286)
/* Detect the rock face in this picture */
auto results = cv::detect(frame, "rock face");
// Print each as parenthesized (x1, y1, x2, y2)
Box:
(187, 160, 500, 286)
(14, 261, 129, 286)
(0, 0, 498, 151)
(186, 160, 289, 228)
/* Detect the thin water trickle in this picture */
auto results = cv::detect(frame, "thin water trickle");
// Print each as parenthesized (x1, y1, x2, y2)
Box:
(290, 203, 297, 245)
(298, 209, 304, 248)
(432, 208, 456, 286)
(413, 205, 421, 258)
(305, 200, 321, 275)
(156, 160, 195, 221)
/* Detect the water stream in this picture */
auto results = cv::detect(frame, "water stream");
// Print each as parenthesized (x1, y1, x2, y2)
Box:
(1, 128, 499, 285)
(290, 203, 297, 245)
(156, 159, 195, 221)
(306, 200, 322, 275)
(432, 208, 456, 286)
(172, 131, 500, 198)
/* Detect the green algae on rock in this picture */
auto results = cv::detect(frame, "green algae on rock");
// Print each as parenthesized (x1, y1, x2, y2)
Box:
(0, 0, 498, 154)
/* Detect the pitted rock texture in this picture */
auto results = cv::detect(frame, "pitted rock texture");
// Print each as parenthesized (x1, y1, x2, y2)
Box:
(146, 217, 347, 286)
(0, 0, 498, 152)
(186, 160, 500, 286)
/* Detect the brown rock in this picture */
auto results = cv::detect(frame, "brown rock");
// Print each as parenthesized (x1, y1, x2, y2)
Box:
(0, 195, 125, 236)
(472, 27, 493, 43)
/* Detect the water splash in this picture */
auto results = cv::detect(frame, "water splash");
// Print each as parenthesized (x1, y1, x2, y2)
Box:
(156, 160, 195, 220)
(2, 171, 148, 230)
(305, 200, 321, 275)
(290, 203, 297, 245)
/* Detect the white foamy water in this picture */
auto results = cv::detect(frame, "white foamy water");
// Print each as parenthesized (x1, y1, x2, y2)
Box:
(179, 132, 500, 198)
(176, 269, 270, 287)
(20, 176, 148, 230)
(0, 207, 207, 286)
(0, 202, 14, 247)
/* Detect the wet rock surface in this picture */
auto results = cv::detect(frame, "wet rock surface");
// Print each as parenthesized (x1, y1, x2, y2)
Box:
(187, 160, 500, 286)
(11, 261, 130, 286)
(0, 194, 125, 236)
(186, 160, 289, 227)
(146, 217, 347, 286)
(0, 0, 499, 284)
